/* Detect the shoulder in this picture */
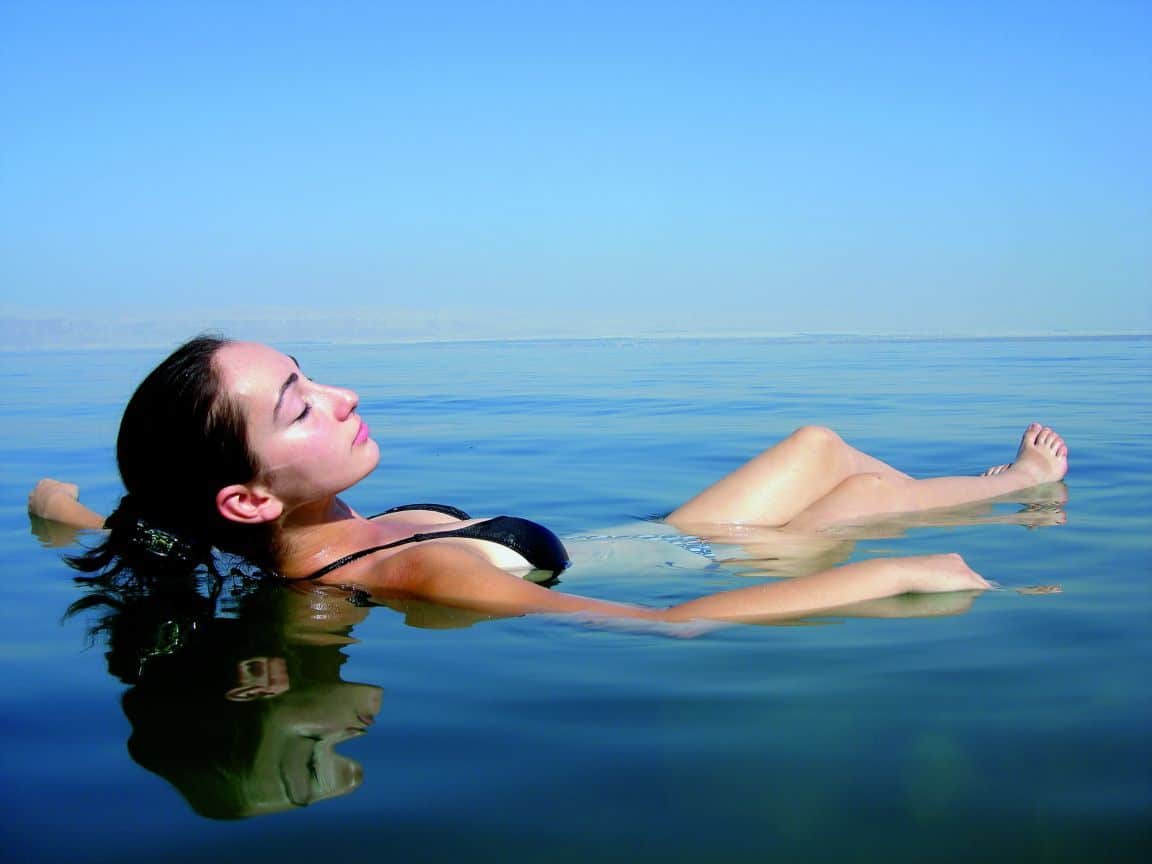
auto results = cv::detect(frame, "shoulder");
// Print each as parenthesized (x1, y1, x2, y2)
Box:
(319, 542, 497, 592)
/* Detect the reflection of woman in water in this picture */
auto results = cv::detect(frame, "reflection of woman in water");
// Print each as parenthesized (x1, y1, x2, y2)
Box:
(30, 335, 1069, 623)
(71, 572, 380, 819)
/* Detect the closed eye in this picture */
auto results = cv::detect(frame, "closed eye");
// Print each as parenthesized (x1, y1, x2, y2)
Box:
(295, 403, 312, 423)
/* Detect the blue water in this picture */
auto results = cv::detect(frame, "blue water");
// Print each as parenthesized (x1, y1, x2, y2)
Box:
(2, 336, 1149, 862)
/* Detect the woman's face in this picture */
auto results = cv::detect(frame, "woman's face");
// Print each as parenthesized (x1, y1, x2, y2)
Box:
(214, 342, 380, 509)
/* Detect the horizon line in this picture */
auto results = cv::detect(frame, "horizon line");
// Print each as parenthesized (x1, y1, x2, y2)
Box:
(1, 327, 1149, 353)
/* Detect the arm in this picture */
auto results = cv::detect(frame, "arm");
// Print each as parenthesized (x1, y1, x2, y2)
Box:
(664, 553, 985, 621)
(28, 479, 107, 529)
(374, 545, 989, 625)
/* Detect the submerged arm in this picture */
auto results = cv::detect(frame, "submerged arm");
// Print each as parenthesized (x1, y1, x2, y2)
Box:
(373, 544, 990, 625)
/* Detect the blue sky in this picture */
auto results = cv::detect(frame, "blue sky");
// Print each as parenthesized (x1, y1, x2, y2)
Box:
(1, 0, 1149, 343)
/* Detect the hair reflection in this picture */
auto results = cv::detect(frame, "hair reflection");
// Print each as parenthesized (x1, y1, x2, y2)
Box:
(68, 564, 382, 819)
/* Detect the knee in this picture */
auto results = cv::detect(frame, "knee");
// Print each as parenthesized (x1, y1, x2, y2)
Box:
(788, 425, 843, 451)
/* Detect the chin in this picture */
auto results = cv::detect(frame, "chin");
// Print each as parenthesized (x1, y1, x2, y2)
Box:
(346, 443, 381, 487)
(362, 440, 382, 473)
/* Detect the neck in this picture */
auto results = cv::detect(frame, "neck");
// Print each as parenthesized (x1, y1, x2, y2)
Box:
(274, 495, 365, 579)
(282, 495, 354, 529)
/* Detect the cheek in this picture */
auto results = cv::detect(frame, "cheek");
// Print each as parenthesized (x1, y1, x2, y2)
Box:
(253, 440, 323, 488)
(264, 434, 360, 493)
(253, 444, 295, 477)
(263, 429, 328, 468)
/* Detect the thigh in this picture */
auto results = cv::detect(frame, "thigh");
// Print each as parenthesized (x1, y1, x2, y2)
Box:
(667, 426, 860, 527)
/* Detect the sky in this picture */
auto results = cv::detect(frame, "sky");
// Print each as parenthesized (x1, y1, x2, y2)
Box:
(1, 0, 1149, 346)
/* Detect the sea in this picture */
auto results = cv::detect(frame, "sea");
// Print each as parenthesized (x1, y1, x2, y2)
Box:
(2, 335, 1149, 862)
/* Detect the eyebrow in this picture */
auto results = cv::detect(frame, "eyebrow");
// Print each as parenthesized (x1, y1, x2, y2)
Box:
(273, 372, 299, 421)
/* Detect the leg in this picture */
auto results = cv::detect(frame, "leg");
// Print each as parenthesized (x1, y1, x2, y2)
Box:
(787, 424, 1068, 531)
(667, 425, 911, 528)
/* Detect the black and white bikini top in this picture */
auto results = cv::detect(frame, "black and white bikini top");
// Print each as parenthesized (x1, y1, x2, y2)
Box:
(298, 503, 570, 582)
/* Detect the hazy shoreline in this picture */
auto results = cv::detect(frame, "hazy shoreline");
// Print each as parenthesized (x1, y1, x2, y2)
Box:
(1, 310, 1148, 352)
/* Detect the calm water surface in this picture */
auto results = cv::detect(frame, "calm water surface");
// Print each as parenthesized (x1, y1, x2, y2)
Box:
(2, 336, 1149, 863)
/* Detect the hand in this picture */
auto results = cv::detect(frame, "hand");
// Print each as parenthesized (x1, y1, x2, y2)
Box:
(28, 478, 81, 520)
(899, 553, 992, 594)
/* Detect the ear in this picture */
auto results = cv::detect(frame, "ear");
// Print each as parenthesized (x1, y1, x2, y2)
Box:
(216, 483, 284, 524)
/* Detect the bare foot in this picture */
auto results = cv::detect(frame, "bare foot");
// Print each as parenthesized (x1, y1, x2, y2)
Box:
(983, 423, 1069, 485)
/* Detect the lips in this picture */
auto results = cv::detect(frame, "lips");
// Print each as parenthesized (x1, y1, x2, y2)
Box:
(353, 419, 370, 446)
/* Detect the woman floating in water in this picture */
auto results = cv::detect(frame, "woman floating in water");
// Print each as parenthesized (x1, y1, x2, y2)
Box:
(29, 335, 1069, 623)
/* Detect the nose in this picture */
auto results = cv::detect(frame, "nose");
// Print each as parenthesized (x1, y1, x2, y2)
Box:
(319, 383, 359, 420)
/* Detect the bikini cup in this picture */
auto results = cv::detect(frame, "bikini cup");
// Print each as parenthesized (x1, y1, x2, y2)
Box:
(300, 508, 570, 582)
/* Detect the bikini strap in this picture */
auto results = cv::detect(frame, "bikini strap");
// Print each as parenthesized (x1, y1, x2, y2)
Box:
(296, 515, 569, 582)
(295, 534, 429, 582)
(299, 505, 471, 582)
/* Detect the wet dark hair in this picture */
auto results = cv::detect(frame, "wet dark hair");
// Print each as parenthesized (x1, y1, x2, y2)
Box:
(70, 334, 280, 583)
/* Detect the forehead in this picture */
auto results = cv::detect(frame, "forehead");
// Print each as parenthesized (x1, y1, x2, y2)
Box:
(214, 342, 297, 402)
